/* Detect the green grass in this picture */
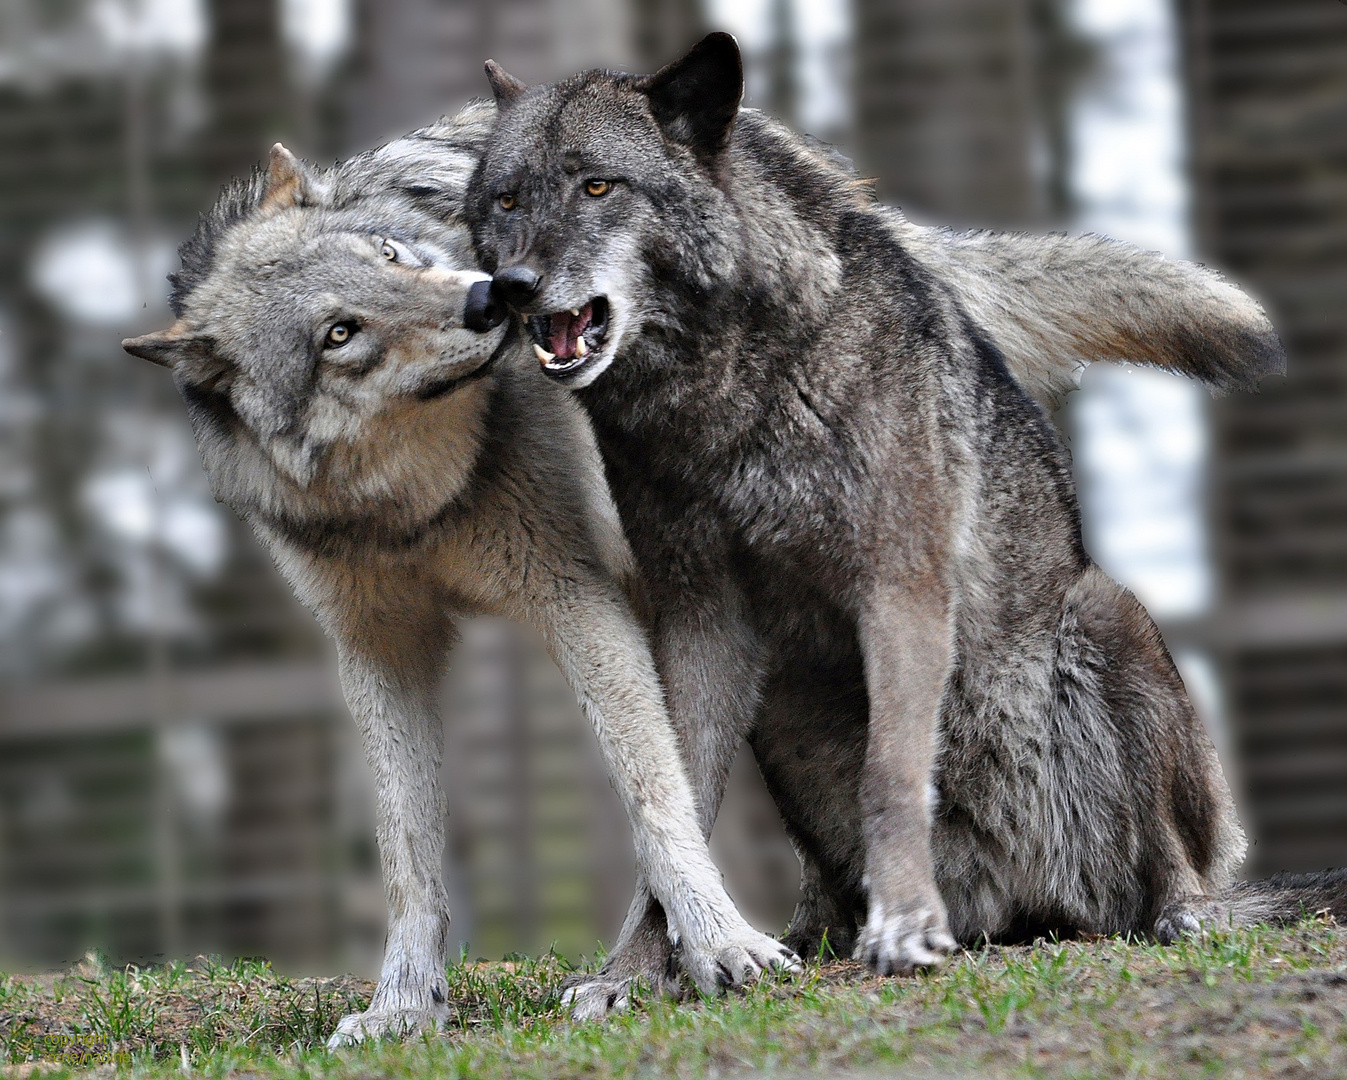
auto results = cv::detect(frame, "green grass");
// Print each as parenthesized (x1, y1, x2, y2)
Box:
(4, 920, 1347, 1078)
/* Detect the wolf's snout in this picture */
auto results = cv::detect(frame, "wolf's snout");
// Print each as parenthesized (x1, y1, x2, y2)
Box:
(492, 264, 543, 309)
(463, 278, 506, 332)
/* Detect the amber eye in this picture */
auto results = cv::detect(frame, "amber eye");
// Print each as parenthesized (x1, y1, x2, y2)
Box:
(325, 322, 357, 348)
(585, 179, 610, 198)
(498, 193, 516, 211)
(380, 241, 397, 261)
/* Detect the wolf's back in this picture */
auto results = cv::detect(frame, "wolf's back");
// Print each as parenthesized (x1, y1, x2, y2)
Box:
(890, 217, 1287, 406)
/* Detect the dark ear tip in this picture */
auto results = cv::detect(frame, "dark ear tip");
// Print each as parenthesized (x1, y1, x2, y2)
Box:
(697, 32, 741, 63)
(700, 31, 739, 50)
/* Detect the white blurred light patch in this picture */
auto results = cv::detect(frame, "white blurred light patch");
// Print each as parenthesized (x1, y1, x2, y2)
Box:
(83, 468, 225, 577)
(30, 220, 175, 325)
(0, 509, 69, 638)
(162, 720, 230, 833)
(708, 0, 850, 135)
(91, 0, 207, 59)
(281, 0, 351, 82)
(1072, 364, 1211, 617)
(1069, 0, 1210, 620)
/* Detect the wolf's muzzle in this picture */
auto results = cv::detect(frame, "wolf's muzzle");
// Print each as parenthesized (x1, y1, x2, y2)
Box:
(464, 278, 507, 332)
(492, 265, 543, 309)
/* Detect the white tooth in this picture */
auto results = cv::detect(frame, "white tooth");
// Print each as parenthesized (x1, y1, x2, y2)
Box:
(570, 308, 580, 316)
(533, 343, 556, 364)
(575, 336, 588, 358)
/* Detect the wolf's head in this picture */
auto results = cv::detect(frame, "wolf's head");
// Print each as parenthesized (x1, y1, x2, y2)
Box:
(125, 143, 508, 526)
(468, 33, 745, 389)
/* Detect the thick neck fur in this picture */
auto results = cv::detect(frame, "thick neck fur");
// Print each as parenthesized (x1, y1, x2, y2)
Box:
(186, 375, 494, 555)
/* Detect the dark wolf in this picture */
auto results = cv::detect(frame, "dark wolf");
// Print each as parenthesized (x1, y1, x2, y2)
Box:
(122, 103, 797, 1044)
(466, 33, 1339, 1005)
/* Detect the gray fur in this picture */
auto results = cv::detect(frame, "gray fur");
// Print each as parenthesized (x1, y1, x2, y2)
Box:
(465, 33, 1300, 996)
(892, 220, 1286, 408)
(125, 106, 797, 1046)
(1157, 870, 1347, 943)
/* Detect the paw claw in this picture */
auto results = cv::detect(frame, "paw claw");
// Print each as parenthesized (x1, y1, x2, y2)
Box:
(680, 926, 803, 996)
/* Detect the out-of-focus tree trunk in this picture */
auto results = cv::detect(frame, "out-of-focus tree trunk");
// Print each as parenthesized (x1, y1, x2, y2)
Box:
(204, 0, 291, 183)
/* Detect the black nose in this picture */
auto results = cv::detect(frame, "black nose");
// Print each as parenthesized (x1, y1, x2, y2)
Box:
(463, 278, 505, 333)
(492, 264, 543, 309)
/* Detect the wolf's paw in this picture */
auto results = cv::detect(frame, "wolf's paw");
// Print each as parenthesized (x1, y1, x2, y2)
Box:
(560, 975, 639, 1021)
(855, 906, 956, 976)
(680, 927, 803, 996)
(1155, 908, 1204, 945)
(1155, 897, 1226, 945)
(325, 1007, 446, 1049)
(561, 956, 681, 1021)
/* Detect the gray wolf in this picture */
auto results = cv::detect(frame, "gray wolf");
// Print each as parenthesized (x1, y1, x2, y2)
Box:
(467, 32, 1338, 1000)
(122, 101, 797, 1045)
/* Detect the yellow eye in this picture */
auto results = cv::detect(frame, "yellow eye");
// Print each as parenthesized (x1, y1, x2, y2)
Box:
(499, 193, 516, 210)
(325, 322, 356, 347)
(380, 241, 397, 261)
(585, 179, 610, 197)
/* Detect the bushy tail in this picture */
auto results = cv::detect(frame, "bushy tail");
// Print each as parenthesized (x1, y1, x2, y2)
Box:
(890, 215, 1287, 406)
(1157, 869, 1347, 943)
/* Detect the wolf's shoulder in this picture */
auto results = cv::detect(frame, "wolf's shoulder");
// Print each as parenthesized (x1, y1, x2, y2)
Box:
(731, 111, 875, 216)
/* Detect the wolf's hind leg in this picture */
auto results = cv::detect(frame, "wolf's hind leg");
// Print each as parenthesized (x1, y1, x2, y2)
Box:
(323, 594, 456, 1049)
(781, 851, 860, 960)
(560, 880, 679, 1020)
(1156, 869, 1347, 943)
(750, 670, 869, 960)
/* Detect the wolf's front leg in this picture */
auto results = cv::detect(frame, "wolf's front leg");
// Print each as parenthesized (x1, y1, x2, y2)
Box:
(854, 589, 958, 975)
(325, 610, 456, 1049)
(539, 583, 800, 1017)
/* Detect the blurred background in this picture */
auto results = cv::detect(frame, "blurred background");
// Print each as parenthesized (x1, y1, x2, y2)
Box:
(0, 0, 1342, 976)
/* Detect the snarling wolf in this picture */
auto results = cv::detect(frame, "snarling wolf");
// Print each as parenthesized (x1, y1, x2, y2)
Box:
(122, 102, 798, 1045)
(467, 32, 1344, 1001)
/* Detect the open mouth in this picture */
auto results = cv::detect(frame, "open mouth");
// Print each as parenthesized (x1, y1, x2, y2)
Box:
(526, 297, 609, 376)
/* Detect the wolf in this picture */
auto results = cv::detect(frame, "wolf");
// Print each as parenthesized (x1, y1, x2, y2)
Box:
(121, 101, 799, 1045)
(466, 32, 1344, 1004)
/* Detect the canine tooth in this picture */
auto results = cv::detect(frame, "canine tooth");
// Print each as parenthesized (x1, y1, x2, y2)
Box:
(575, 336, 588, 358)
(570, 308, 580, 316)
(533, 343, 556, 363)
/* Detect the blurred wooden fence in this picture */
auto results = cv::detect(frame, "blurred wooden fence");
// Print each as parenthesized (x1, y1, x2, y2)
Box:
(5, 0, 1345, 976)
(0, 621, 642, 971)
(1182, 0, 1347, 875)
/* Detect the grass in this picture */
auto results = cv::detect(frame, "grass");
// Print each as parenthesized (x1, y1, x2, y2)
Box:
(3, 920, 1347, 1078)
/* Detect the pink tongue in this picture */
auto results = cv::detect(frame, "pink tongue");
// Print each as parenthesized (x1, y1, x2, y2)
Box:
(548, 303, 593, 359)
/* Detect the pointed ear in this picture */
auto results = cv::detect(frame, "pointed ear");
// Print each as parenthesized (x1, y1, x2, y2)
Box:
(123, 321, 227, 386)
(642, 33, 743, 169)
(485, 60, 527, 107)
(261, 143, 317, 211)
